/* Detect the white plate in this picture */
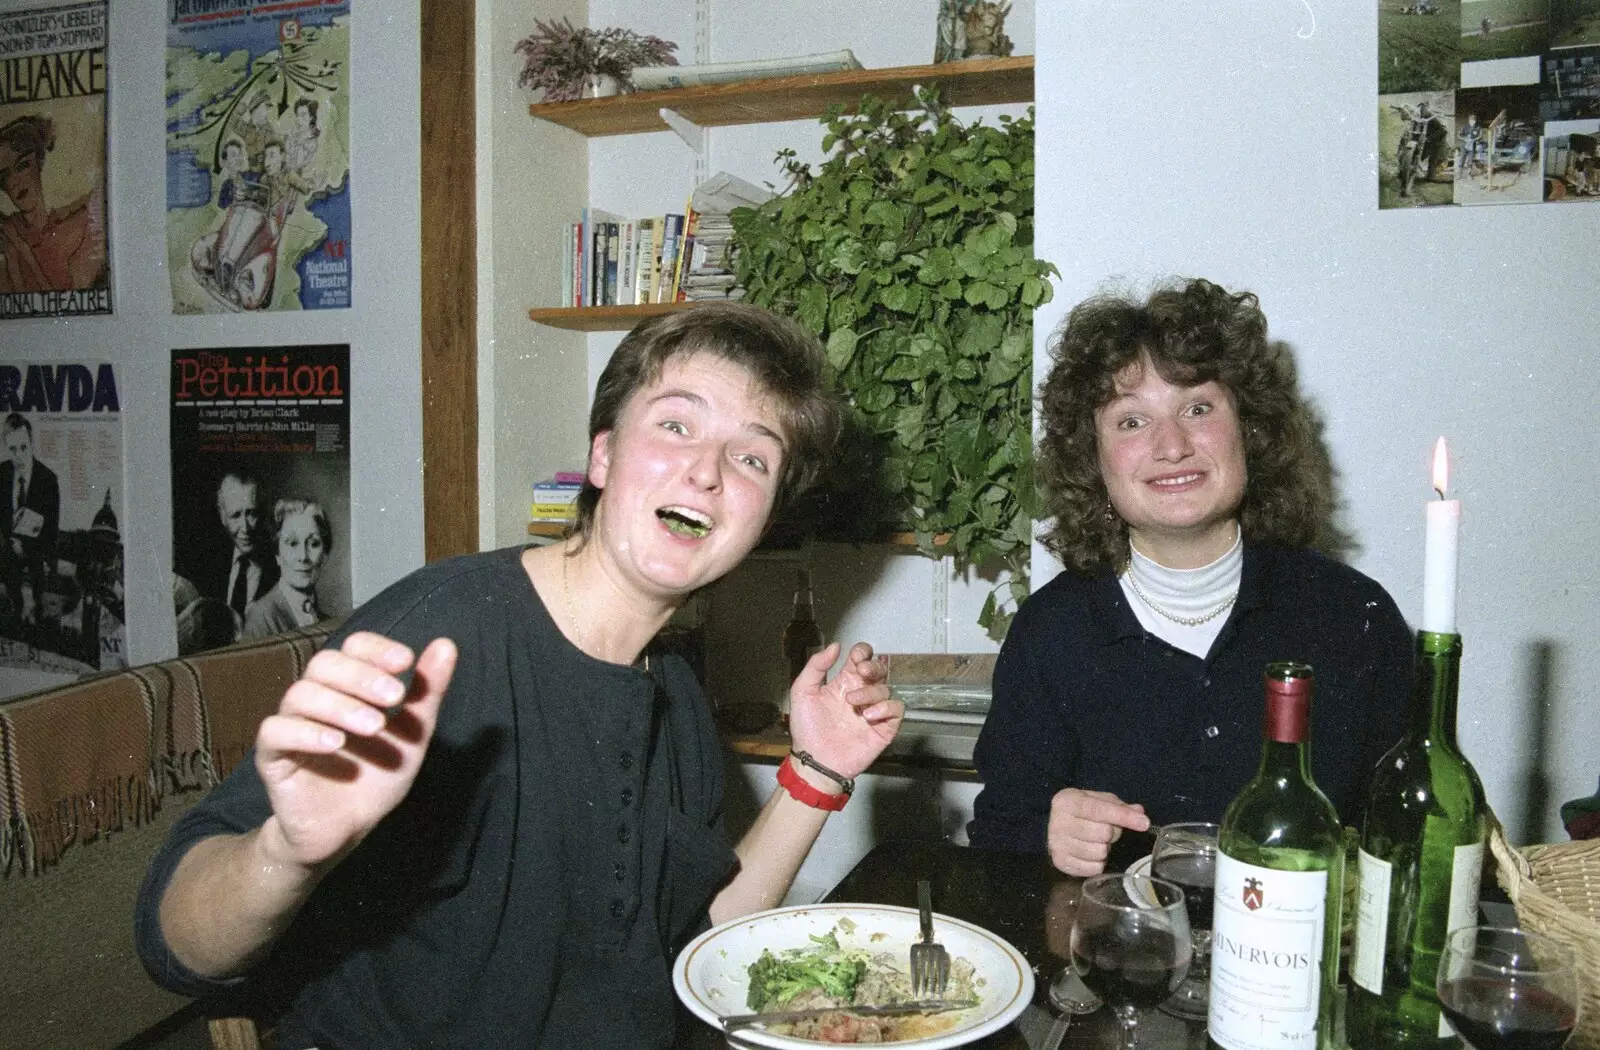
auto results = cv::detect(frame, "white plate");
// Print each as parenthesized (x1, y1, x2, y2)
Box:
(673, 902, 1035, 1049)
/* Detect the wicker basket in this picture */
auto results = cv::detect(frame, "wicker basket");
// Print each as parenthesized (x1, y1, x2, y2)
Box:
(1489, 819, 1600, 1050)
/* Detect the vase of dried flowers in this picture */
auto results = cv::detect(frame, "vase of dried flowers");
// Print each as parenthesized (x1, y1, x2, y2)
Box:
(514, 18, 679, 102)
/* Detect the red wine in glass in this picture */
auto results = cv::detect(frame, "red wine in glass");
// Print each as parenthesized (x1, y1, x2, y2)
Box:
(1152, 853, 1214, 931)
(1438, 976, 1578, 1050)
(1073, 929, 1188, 1011)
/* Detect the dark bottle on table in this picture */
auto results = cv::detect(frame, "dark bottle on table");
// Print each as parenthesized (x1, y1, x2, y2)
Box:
(1347, 630, 1487, 1050)
(780, 568, 823, 727)
(1209, 662, 1345, 1050)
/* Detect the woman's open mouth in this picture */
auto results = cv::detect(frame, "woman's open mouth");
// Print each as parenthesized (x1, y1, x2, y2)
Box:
(657, 505, 713, 539)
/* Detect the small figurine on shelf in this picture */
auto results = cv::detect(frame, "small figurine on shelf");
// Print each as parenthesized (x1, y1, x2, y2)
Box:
(934, 0, 1014, 63)
(514, 18, 679, 102)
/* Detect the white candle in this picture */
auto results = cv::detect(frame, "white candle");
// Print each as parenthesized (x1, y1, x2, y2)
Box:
(1422, 437, 1461, 634)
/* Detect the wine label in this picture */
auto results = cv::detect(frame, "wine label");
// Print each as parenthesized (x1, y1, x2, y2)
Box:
(1351, 848, 1391, 994)
(1439, 840, 1485, 1037)
(1208, 852, 1328, 1050)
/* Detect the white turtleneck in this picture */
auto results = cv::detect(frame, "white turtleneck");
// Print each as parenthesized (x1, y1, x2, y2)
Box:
(1118, 529, 1243, 658)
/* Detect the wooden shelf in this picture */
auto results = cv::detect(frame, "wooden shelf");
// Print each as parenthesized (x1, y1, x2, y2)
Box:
(527, 521, 570, 538)
(527, 56, 1033, 137)
(527, 302, 699, 331)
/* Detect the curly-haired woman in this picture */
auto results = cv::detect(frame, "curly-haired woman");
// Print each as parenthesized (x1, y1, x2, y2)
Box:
(968, 277, 1411, 875)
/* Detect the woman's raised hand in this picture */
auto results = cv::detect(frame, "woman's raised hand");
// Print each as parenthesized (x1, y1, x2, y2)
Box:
(254, 631, 457, 871)
(1047, 787, 1150, 876)
(787, 641, 903, 780)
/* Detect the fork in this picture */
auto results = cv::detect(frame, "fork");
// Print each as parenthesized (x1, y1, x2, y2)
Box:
(910, 878, 951, 999)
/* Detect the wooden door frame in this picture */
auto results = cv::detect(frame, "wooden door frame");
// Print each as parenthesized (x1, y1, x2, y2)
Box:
(420, 0, 477, 561)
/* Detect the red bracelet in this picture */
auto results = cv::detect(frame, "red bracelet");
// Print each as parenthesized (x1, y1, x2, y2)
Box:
(776, 754, 849, 811)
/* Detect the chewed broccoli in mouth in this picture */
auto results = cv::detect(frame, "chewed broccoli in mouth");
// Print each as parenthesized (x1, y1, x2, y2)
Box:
(658, 505, 713, 538)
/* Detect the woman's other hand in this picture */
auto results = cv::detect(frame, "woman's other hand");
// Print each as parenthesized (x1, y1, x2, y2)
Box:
(254, 631, 457, 871)
(787, 641, 902, 779)
(1047, 787, 1150, 876)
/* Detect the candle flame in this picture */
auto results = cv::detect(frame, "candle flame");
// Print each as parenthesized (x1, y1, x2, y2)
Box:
(1432, 437, 1449, 498)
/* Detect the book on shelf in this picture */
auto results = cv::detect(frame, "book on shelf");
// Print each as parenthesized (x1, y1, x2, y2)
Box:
(532, 483, 581, 507)
(553, 470, 585, 485)
(529, 505, 577, 522)
(618, 219, 637, 306)
(633, 218, 657, 304)
(656, 213, 684, 304)
(674, 206, 699, 303)
(628, 49, 861, 91)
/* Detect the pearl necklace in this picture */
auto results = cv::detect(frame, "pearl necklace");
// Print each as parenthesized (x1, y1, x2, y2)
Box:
(1123, 568, 1237, 627)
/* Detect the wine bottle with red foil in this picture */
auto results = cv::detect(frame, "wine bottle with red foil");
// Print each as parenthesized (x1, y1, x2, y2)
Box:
(1347, 630, 1487, 1050)
(1208, 662, 1345, 1050)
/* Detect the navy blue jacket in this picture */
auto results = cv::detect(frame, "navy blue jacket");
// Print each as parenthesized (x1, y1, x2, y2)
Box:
(969, 544, 1413, 852)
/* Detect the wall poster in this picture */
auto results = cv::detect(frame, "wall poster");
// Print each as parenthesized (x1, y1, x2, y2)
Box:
(1378, 0, 1600, 208)
(0, 360, 125, 676)
(0, 0, 111, 319)
(165, 0, 351, 313)
(170, 345, 351, 656)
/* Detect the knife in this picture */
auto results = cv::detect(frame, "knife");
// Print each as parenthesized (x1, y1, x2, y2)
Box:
(720, 999, 979, 1032)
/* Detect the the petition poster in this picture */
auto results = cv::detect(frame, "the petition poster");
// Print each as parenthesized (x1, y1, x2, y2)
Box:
(170, 345, 350, 655)
(0, 360, 124, 676)
(0, 1, 111, 319)
(165, 1, 351, 314)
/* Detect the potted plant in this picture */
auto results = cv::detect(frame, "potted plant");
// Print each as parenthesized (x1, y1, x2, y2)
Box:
(731, 90, 1056, 639)
(514, 18, 678, 102)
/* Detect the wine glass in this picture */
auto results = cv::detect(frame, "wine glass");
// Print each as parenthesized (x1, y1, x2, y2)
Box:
(1070, 873, 1192, 1050)
(1436, 925, 1581, 1050)
(1151, 822, 1219, 1021)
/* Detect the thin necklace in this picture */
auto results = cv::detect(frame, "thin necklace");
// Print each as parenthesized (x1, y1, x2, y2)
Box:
(1124, 569, 1237, 627)
(561, 550, 647, 671)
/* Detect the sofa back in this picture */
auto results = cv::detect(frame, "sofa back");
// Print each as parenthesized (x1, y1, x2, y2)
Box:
(0, 621, 338, 1050)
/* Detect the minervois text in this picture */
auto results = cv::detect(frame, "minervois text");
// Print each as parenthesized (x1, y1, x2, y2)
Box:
(1212, 931, 1314, 971)
(173, 350, 345, 401)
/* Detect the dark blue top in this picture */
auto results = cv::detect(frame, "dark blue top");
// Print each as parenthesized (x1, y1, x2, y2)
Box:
(135, 546, 736, 1050)
(968, 544, 1413, 852)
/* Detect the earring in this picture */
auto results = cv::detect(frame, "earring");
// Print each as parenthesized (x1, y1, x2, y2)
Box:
(1103, 500, 1117, 524)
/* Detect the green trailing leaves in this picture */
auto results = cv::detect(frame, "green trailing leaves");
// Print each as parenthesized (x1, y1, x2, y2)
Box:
(731, 92, 1058, 639)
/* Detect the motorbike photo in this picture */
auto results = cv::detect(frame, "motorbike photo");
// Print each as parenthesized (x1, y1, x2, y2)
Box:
(1394, 104, 1448, 197)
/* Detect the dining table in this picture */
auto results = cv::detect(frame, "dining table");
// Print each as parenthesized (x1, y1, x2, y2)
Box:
(675, 834, 1208, 1049)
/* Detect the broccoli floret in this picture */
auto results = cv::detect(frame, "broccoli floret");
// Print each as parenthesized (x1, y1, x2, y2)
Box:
(745, 930, 868, 1011)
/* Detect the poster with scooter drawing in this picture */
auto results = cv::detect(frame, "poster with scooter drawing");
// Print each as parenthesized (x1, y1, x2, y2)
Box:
(165, 0, 351, 314)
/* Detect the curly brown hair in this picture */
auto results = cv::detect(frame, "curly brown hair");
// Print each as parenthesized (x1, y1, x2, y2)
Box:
(1036, 277, 1339, 576)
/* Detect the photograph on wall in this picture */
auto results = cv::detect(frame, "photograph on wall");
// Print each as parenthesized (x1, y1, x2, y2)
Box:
(170, 345, 350, 656)
(1462, 0, 1551, 62)
(1550, 0, 1600, 46)
(1380, 90, 1458, 207)
(1541, 44, 1600, 119)
(165, 0, 351, 314)
(1379, 0, 1462, 96)
(0, 360, 125, 676)
(1454, 84, 1544, 201)
(0, 1, 111, 320)
(1542, 126, 1600, 196)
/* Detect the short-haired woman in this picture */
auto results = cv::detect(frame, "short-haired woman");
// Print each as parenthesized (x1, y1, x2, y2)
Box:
(967, 277, 1412, 875)
(137, 303, 904, 1048)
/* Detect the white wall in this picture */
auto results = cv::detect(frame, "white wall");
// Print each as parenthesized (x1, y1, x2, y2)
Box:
(0, 0, 424, 698)
(1034, 1, 1600, 844)
(477, 0, 592, 550)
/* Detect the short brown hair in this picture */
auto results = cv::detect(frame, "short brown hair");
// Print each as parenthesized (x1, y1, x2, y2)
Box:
(573, 302, 841, 537)
(1037, 277, 1339, 576)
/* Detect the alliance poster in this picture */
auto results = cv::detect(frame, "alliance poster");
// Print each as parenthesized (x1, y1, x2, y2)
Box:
(165, 1, 351, 313)
(0, 360, 125, 676)
(170, 345, 350, 655)
(0, 1, 111, 319)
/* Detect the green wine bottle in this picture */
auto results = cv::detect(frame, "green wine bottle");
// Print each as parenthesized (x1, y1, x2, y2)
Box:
(1209, 662, 1345, 1050)
(1347, 631, 1487, 1049)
